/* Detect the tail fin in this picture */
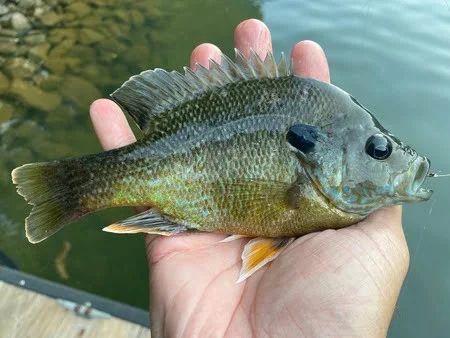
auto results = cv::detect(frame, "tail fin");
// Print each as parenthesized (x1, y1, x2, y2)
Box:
(12, 162, 84, 243)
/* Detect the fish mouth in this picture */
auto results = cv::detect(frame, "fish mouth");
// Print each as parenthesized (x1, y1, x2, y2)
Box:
(410, 157, 433, 200)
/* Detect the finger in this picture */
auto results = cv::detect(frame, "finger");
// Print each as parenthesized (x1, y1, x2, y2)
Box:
(365, 205, 403, 226)
(234, 18, 272, 60)
(190, 43, 222, 70)
(361, 206, 405, 241)
(90, 99, 136, 151)
(291, 40, 330, 83)
(355, 206, 409, 270)
(146, 232, 228, 264)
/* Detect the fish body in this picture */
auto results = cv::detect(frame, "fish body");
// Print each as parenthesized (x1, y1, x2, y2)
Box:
(12, 50, 432, 281)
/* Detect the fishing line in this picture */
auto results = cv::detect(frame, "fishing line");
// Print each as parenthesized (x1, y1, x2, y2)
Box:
(411, 196, 436, 264)
(398, 195, 437, 302)
(396, 166, 446, 301)
(428, 172, 450, 178)
(409, 170, 448, 266)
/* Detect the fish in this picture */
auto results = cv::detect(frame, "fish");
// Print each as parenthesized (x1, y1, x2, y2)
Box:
(11, 49, 433, 282)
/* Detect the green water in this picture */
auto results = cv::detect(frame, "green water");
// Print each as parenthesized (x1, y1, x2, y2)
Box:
(0, 0, 449, 336)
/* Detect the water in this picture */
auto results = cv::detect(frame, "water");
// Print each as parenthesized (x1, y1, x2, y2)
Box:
(0, 0, 449, 336)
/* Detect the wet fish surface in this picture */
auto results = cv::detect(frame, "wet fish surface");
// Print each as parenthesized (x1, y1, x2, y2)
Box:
(11, 49, 432, 281)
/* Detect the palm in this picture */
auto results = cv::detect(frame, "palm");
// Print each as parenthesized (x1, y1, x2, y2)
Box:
(90, 19, 410, 337)
(147, 208, 409, 337)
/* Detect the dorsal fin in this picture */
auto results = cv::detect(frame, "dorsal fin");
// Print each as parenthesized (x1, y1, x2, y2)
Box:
(111, 49, 292, 133)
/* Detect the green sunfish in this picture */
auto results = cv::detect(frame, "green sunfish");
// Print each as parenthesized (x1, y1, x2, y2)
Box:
(12, 49, 432, 282)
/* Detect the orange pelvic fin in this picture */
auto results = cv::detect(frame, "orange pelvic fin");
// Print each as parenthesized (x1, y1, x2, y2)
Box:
(237, 237, 294, 283)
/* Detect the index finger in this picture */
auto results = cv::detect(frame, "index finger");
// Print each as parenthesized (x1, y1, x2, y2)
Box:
(291, 40, 330, 83)
(234, 19, 272, 60)
(90, 99, 136, 151)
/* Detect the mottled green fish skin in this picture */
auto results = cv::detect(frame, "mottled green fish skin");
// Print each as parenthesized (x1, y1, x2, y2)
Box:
(12, 52, 432, 243)
(54, 75, 363, 237)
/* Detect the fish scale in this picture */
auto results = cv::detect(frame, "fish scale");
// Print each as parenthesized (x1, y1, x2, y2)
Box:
(11, 49, 432, 282)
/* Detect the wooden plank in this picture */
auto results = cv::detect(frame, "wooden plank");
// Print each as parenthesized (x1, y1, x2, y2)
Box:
(0, 281, 150, 338)
(0, 266, 150, 328)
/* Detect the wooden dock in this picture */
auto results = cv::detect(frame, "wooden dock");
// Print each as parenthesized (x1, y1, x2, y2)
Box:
(0, 267, 150, 337)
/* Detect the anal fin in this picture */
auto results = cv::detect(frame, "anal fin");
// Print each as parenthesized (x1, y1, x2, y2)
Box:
(237, 237, 294, 283)
(103, 209, 187, 236)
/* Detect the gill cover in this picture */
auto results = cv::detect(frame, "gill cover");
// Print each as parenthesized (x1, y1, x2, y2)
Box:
(287, 97, 432, 217)
(286, 123, 349, 210)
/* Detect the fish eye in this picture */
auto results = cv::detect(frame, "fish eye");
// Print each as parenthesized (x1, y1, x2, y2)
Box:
(365, 134, 392, 160)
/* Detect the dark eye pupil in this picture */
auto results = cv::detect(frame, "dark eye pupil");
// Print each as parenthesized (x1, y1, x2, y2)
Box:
(365, 134, 392, 160)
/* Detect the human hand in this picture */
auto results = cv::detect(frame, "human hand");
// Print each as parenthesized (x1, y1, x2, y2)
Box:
(90, 19, 409, 337)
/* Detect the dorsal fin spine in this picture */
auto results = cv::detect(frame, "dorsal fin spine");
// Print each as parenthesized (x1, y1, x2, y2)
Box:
(248, 48, 267, 78)
(221, 53, 246, 81)
(208, 58, 234, 83)
(111, 49, 294, 132)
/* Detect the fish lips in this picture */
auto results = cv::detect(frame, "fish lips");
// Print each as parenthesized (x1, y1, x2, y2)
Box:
(410, 157, 433, 201)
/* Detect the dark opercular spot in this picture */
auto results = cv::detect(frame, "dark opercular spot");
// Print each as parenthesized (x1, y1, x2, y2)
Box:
(365, 134, 392, 160)
(287, 124, 318, 154)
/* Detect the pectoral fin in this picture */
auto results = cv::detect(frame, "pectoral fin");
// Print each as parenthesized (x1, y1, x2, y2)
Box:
(210, 179, 295, 226)
(237, 237, 294, 283)
(103, 209, 187, 236)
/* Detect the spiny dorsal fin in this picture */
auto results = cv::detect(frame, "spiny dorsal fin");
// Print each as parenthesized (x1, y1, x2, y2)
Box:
(111, 49, 292, 133)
